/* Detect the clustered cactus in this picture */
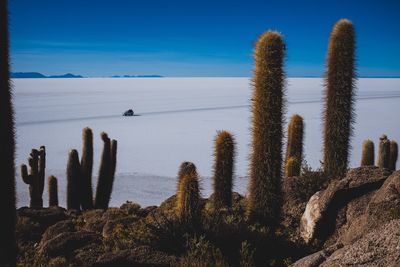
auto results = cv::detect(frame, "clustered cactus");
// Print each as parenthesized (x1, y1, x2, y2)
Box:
(21, 147, 46, 208)
(0, 0, 16, 264)
(212, 130, 235, 209)
(323, 19, 356, 178)
(285, 114, 304, 177)
(247, 31, 285, 228)
(19, 128, 118, 211)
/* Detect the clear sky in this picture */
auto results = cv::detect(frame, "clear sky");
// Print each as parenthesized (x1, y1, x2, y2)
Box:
(9, 0, 400, 77)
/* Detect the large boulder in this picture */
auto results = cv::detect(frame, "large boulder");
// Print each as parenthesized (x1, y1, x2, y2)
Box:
(300, 167, 391, 244)
(293, 219, 400, 266)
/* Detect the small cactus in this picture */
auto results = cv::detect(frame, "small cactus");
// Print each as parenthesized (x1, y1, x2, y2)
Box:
(67, 149, 81, 210)
(377, 135, 390, 169)
(323, 19, 356, 178)
(212, 130, 235, 209)
(21, 149, 45, 208)
(248, 31, 285, 228)
(94, 133, 117, 209)
(177, 161, 197, 192)
(0, 0, 16, 263)
(48, 175, 59, 207)
(285, 156, 301, 177)
(389, 140, 398, 171)
(176, 170, 200, 223)
(285, 114, 304, 177)
(80, 127, 94, 210)
(360, 139, 374, 166)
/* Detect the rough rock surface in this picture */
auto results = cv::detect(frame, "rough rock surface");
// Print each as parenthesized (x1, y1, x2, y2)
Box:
(39, 220, 76, 245)
(38, 231, 102, 257)
(335, 170, 400, 245)
(300, 167, 391, 243)
(18, 206, 67, 228)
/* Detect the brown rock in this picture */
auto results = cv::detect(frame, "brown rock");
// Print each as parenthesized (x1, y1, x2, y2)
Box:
(37, 231, 102, 257)
(102, 216, 138, 238)
(94, 245, 177, 266)
(17, 206, 67, 228)
(40, 220, 75, 245)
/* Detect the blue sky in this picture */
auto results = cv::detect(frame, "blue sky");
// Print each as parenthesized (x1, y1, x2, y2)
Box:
(9, 0, 400, 77)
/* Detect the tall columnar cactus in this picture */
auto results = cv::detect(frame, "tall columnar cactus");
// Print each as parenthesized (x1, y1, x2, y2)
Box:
(80, 127, 94, 210)
(360, 139, 374, 166)
(323, 19, 356, 178)
(21, 149, 43, 208)
(38, 146, 46, 199)
(377, 135, 390, 169)
(21, 147, 46, 208)
(248, 31, 285, 227)
(285, 157, 301, 178)
(285, 114, 304, 177)
(212, 130, 235, 209)
(389, 140, 398, 171)
(48, 175, 59, 207)
(0, 0, 16, 264)
(67, 149, 81, 210)
(94, 133, 117, 209)
(176, 170, 200, 223)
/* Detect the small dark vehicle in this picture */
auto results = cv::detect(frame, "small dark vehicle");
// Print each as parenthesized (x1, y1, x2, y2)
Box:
(123, 109, 134, 116)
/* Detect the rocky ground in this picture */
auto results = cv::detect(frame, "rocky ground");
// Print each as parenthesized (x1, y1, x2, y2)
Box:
(16, 167, 400, 266)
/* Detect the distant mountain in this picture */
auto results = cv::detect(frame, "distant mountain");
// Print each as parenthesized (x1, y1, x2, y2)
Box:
(48, 73, 83, 78)
(11, 72, 46, 78)
(111, 75, 163, 78)
(11, 72, 83, 78)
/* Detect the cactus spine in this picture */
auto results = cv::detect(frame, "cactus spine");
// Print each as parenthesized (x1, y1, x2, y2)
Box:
(48, 175, 59, 207)
(248, 31, 285, 227)
(360, 139, 374, 166)
(0, 0, 16, 263)
(212, 130, 235, 209)
(80, 127, 94, 210)
(176, 169, 200, 223)
(94, 133, 117, 209)
(67, 149, 81, 210)
(377, 135, 390, 169)
(285, 157, 301, 178)
(389, 140, 398, 171)
(323, 19, 356, 178)
(285, 114, 304, 177)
